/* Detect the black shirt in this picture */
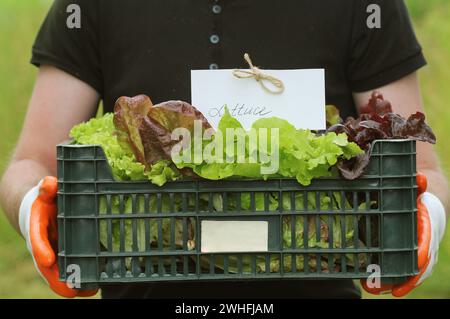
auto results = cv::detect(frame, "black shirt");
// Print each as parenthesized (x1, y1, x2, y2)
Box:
(31, 0, 426, 298)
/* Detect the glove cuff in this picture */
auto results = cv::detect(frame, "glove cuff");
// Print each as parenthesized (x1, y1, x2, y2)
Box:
(421, 192, 446, 243)
(19, 185, 38, 240)
(19, 180, 43, 244)
(18, 180, 51, 287)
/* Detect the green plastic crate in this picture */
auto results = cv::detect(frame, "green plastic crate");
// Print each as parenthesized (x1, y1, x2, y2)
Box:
(57, 139, 418, 289)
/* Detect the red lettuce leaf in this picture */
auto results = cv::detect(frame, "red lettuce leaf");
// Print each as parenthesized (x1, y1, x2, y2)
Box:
(337, 151, 371, 180)
(390, 112, 436, 143)
(359, 91, 393, 115)
(142, 100, 212, 167)
(113, 95, 153, 164)
(113, 96, 212, 175)
(327, 92, 436, 179)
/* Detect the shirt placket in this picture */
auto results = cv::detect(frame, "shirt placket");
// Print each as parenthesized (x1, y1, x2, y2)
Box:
(209, 0, 223, 70)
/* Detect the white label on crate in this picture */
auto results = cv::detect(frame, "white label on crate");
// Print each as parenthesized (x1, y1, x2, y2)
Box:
(201, 220, 268, 253)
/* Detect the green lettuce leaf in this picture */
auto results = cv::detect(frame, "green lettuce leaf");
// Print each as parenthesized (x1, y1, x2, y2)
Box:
(176, 106, 363, 185)
(70, 113, 180, 185)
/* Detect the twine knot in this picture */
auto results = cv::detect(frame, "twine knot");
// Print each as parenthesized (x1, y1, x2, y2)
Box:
(232, 53, 285, 94)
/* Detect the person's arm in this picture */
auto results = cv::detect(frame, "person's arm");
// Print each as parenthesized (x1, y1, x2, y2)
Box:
(353, 72, 450, 216)
(0, 65, 100, 234)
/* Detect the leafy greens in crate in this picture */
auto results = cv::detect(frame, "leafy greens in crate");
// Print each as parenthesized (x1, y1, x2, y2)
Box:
(70, 92, 435, 274)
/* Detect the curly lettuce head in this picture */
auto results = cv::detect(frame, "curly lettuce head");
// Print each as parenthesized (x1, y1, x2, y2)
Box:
(69, 113, 179, 185)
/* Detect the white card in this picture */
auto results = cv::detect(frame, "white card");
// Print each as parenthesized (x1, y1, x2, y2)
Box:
(201, 220, 268, 253)
(191, 69, 325, 130)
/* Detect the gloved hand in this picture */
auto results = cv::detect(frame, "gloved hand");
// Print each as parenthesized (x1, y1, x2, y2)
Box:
(19, 176, 97, 298)
(361, 172, 446, 297)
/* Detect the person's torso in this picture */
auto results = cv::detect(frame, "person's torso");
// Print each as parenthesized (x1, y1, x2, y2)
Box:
(98, 0, 358, 119)
(95, 1, 361, 298)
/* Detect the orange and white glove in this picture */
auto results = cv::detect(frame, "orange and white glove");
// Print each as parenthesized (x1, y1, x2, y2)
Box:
(361, 172, 446, 297)
(19, 176, 97, 298)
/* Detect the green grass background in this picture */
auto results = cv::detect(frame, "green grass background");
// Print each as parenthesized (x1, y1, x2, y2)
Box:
(0, 0, 449, 299)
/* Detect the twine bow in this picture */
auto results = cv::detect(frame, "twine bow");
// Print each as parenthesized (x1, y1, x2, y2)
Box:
(232, 53, 285, 94)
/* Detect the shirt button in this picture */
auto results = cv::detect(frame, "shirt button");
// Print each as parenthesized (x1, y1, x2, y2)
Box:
(210, 34, 220, 44)
(212, 5, 222, 14)
(209, 63, 219, 70)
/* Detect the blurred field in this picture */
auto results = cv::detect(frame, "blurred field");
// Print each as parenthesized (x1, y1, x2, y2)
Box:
(0, 0, 449, 299)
